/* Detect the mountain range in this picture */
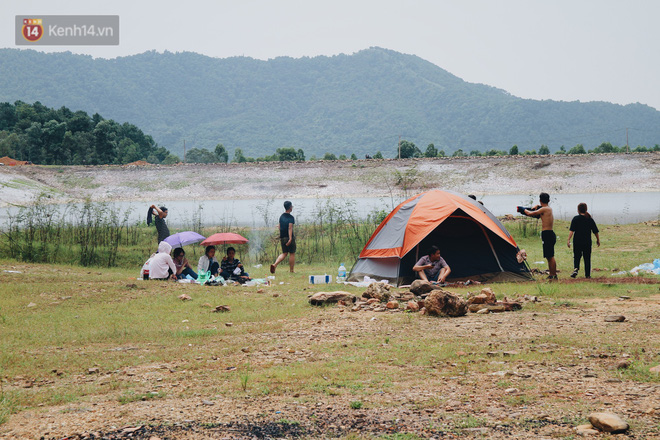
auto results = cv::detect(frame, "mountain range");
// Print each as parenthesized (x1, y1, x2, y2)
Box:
(1, 47, 658, 158)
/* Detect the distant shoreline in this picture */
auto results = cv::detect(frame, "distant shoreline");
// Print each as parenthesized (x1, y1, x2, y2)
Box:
(0, 152, 658, 208)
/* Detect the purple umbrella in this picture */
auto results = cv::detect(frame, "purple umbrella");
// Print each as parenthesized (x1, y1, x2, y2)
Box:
(164, 231, 206, 248)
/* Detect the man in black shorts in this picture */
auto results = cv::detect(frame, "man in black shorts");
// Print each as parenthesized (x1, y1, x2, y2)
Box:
(270, 201, 296, 274)
(524, 192, 557, 280)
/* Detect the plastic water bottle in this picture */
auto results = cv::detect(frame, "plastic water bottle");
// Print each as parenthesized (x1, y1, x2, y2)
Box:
(338, 263, 346, 283)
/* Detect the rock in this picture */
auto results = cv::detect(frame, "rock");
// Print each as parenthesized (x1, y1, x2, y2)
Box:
(616, 360, 631, 369)
(575, 423, 599, 436)
(272, 293, 280, 297)
(88, 367, 100, 374)
(366, 298, 380, 305)
(385, 301, 399, 309)
(504, 387, 519, 394)
(410, 280, 434, 295)
(362, 282, 391, 301)
(423, 289, 467, 317)
(309, 291, 357, 306)
(649, 365, 660, 375)
(501, 301, 522, 311)
(604, 315, 625, 322)
(213, 305, 231, 312)
(241, 347, 250, 353)
(400, 293, 415, 301)
(27, 302, 37, 308)
(476, 308, 490, 314)
(257, 289, 264, 293)
(178, 294, 192, 301)
(588, 412, 629, 433)
(225, 322, 233, 327)
(202, 400, 214, 406)
(467, 288, 497, 305)
(406, 301, 420, 312)
(469, 304, 505, 313)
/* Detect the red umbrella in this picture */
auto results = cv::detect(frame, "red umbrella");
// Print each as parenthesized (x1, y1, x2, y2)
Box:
(200, 232, 249, 246)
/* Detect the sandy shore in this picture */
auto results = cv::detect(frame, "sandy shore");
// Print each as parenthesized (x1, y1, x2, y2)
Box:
(0, 153, 658, 207)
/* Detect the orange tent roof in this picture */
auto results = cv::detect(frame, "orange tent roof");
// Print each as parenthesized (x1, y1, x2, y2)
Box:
(360, 190, 518, 259)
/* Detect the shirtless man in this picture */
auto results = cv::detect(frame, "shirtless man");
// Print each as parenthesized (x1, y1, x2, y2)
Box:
(524, 192, 557, 280)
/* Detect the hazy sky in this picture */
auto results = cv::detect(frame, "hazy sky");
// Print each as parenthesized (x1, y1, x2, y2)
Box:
(2, 0, 659, 110)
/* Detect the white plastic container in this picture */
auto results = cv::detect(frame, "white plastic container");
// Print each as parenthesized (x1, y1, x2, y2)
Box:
(337, 263, 347, 282)
(309, 275, 331, 284)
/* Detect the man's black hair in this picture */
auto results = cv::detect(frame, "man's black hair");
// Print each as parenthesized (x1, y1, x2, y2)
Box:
(428, 245, 440, 256)
(160, 206, 168, 211)
(284, 200, 292, 210)
(173, 248, 184, 258)
(226, 246, 235, 254)
(467, 194, 477, 200)
(540, 192, 550, 204)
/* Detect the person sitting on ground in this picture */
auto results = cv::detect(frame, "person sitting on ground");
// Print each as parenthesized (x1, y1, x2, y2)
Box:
(220, 247, 251, 282)
(412, 245, 451, 284)
(172, 248, 198, 280)
(198, 245, 220, 276)
(149, 241, 177, 280)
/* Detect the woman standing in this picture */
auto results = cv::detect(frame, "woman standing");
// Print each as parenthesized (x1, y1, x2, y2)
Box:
(567, 203, 600, 279)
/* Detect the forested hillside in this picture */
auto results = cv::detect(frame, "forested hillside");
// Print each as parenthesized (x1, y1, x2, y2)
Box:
(1, 47, 659, 158)
(0, 101, 177, 165)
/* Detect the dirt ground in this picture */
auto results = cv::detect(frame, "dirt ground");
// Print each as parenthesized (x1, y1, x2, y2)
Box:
(1, 153, 659, 207)
(2, 283, 659, 439)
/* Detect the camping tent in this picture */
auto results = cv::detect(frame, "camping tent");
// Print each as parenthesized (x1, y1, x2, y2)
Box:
(348, 190, 532, 285)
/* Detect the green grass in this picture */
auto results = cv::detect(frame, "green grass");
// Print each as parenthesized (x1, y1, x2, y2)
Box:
(0, 221, 658, 435)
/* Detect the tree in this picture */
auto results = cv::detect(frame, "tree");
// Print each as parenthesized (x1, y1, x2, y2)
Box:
(338, 154, 347, 160)
(437, 150, 445, 157)
(591, 142, 618, 154)
(233, 148, 247, 163)
(538, 145, 550, 155)
(398, 140, 421, 159)
(424, 143, 438, 158)
(567, 144, 586, 155)
(185, 147, 217, 163)
(452, 149, 466, 157)
(373, 151, 383, 159)
(556, 146, 566, 155)
(161, 153, 180, 164)
(469, 150, 482, 157)
(323, 152, 337, 161)
(509, 145, 519, 155)
(215, 144, 229, 163)
(350, 153, 358, 160)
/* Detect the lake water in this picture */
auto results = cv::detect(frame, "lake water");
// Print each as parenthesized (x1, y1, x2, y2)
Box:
(1, 192, 659, 228)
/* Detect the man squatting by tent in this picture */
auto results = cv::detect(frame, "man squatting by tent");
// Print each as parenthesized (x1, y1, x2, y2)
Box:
(412, 245, 451, 284)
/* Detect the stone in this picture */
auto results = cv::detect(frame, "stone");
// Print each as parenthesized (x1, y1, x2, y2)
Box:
(178, 294, 192, 301)
(225, 322, 233, 327)
(27, 302, 37, 308)
(386, 301, 399, 309)
(366, 298, 380, 305)
(649, 365, 660, 375)
(272, 293, 280, 297)
(88, 367, 100, 374)
(476, 308, 490, 314)
(410, 279, 434, 295)
(467, 288, 497, 305)
(213, 305, 231, 312)
(576, 423, 599, 436)
(588, 412, 629, 433)
(616, 360, 631, 369)
(406, 301, 420, 312)
(604, 315, 625, 322)
(202, 400, 214, 406)
(362, 282, 391, 301)
(423, 289, 467, 317)
(504, 387, 519, 394)
(309, 291, 357, 306)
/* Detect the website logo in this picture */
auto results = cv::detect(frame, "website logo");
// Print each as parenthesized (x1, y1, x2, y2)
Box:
(22, 18, 44, 42)
(16, 15, 119, 46)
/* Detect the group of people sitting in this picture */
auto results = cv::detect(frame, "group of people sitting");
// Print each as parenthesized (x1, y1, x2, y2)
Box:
(147, 242, 250, 283)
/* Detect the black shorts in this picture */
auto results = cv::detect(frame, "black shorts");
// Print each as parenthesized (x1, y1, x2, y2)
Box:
(541, 230, 556, 259)
(280, 237, 296, 254)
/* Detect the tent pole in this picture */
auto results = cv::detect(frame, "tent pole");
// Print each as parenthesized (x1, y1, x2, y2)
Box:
(478, 222, 504, 272)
